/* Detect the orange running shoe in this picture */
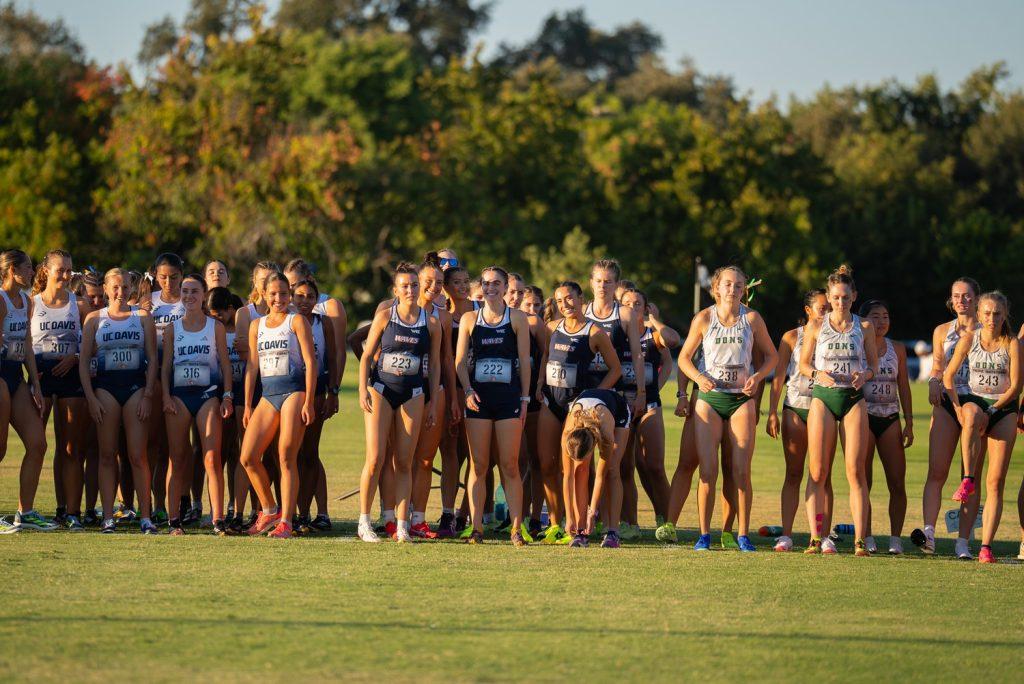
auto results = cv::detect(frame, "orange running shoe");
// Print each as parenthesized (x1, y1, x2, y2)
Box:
(410, 522, 437, 539)
(267, 521, 293, 539)
(384, 520, 398, 539)
(247, 510, 281, 536)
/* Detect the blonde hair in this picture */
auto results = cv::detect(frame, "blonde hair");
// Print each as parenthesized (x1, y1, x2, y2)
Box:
(565, 407, 612, 461)
(826, 263, 856, 292)
(709, 265, 747, 303)
(103, 268, 135, 291)
(0, 249, 30, 286)
(32, 249, 72, 294)
(248, 260, 280, 304)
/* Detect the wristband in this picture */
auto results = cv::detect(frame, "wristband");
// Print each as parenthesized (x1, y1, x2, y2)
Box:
(676, 390, 687, 398)
(222, 391, 233, 400)
(520, 396, 530, 403)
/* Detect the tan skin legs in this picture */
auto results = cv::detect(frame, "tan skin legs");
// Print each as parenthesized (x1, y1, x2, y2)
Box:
(537, 405, 565, 528)
(96, 389, 152, 520)
(466, 417, 524, 534)
(239, 393, 307, 518)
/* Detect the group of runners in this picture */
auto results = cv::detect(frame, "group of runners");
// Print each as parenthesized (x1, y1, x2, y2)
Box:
(1, 247, 1021, 562)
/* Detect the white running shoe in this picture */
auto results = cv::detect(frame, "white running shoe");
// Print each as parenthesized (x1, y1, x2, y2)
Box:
(888, 536, 903, 555)
(773, 535, 793, 552)
(955, 537, 973, 560)
(357, 524, 380, 543)
(0, 516, 19, 534)
(395, 526, 412, 543)
(1018, 541, 1024, 561)
(923, 528, 935, 555)
(821, 537, 838, 554)
(864, 536, 877, 554)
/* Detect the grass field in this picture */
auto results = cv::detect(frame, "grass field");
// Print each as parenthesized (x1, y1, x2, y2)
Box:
(2, 364, 1023, 682)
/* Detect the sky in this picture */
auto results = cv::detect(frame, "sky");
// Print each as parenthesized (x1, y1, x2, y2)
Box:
(20, 0, 1024, 103)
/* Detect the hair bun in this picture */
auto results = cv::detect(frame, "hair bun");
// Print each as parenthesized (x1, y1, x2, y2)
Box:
(835, 264, 852, 277)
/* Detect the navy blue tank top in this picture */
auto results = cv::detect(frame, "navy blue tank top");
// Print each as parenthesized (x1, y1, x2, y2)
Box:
(585, 302, 628, 388)
(374, 304, 430, 393)
(469, 306, 520, 392)
(544, 319, 596, 408)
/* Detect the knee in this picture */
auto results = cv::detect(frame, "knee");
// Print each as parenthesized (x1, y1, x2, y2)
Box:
(698, 462, 718, 483)
(394, 454, 412, 475)
(605, 467, 622, 486)
(539, 455, 559, 477)
(501, 461, 521, 482)
(100, 450, 118, 468)
(732, 464, 751, 486)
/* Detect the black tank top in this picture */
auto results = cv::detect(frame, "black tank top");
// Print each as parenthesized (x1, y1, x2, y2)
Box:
(624, 326, 661, 398)
(469, 306, 520, 392)
(374, 304, 430, 392)
(585, 302, 628, 388)
(545, 319, 596, 408)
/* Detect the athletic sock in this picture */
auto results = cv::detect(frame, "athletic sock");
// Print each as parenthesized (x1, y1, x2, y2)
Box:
(412, 511, 425, 525)
(383, 509, 396, 523)
(358, 513, 371, 527)
(262, 506, 278, 516)
(398, 520, 410, 533)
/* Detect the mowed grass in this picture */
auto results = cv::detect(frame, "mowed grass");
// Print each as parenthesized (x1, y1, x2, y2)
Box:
(2, 359, 1024, 682)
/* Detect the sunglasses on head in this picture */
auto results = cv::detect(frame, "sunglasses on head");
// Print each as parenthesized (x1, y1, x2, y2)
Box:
(440, 258, 459, 269)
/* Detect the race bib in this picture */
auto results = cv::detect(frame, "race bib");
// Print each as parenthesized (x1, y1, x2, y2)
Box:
(259, 349, 289, 378)
(5, 339, 25, 362)
(174, 362, 211, 388)
(381, 352, 420, 377)
(714, 364, 749, 391)
(231, 360, 245, 383)
(589, 352, 608, 372)
(546, 360, 577, 389)
(622, 362, 655, 385)
(104, 347, 140, 371)
(43, 339, 75, 360)
(865, 379, 895, 404)
(89, 357, 97, 378)
(474, 358, 512, 384)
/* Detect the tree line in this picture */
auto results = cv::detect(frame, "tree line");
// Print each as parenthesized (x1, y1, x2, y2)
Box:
(1, 1, 1022, 336)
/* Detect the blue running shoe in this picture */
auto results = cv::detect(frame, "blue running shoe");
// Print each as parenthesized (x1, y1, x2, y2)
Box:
(738, 535, 756, 552)
(693, 534, 711, 551)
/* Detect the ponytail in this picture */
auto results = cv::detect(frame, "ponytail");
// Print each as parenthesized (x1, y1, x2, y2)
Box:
(31, 249, 72, 295)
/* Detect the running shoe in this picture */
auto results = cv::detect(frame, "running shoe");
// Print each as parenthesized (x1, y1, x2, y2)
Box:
(528, 518, 543, 540)
(310, 513, 332, 532)
(267, 522, 293, 539)
(910, 527, 935, 555)
(53, 506, 67, 526)
(693, 534, 711, 551)
(0, 517, 18, 535)
(466, 530, 484, 545)
(247, 511, 281, 536)
(600, 531, 621, 548)
(619, 523, 641, 541)
(720, 531, 739, 550)
(454, 515, 468, 534)
(212, 520, 227, 536)
(519, 522, 534, 543)
(140, 519, 159, 535)
(821, 537, 838, 555)
(168, 526, 185, 537)
(225, 515, 244, 536)
(979, 546, 995, 564)
(773, 535, 793, 552)
(410, 522, 437, 539)
(541, 524, 568, 545)
(863, 536, 877, 554)
(737, 535, 756, 553)
(182, 504, 201, 527)
(955, 537, 973, 560)
(101, 519, 117, 534)
(952, 477, 975, 503)
(854, 539, 871, 557)
(436, 512, 457, 538)
(655, 514, 666, 527)
(511, 530, 527, 547)
(1018, 541, 1024, 561)
(458, 522, 474, 540)
(240, 511, 258, 531)
(293, 516, 311, 536)
(149, 508, 167, 526)
(64, 515, 84, 532)
(384, 520, 398, 539)
(14, 510, 57, 531)
(804, 538, 821, 554)
(553, 530, 573, 545)
(83, 509, 100, 527)
(594, 521, 606, 536)
(888, 537, 904, 555)
(357, 523, 380, 543)
(568, 533, 588, 548)
(395, 525, 413, 543)
(655, 522, 678, 543)
(495, 514, 512, 533)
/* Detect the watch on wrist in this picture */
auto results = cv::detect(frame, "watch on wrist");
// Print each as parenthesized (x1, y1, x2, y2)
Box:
(520, 396, 530, 402)
(676, 390, 686, 398)
(222, 391, 233, 400)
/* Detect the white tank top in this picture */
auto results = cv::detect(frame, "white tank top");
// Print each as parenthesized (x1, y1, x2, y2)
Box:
(814, 314, 865, 389)
(865, 338, 899, 416)
(246, 302, 264, 319)
(256, 314, 305, 381)
(226, 331, 244, 384)
(95, 307, 145, 373)
(170, 317, 220, 389)
(310, 315, 327, 375)
(31, 293, 81, 360)
(1, 290, 29, 363)
(967, 334, 1010, 400)
(701, 305, 753, 394)
(784, 326, 813, 410)
(312, 293, 331, 316)
(943, 320, 976, 393)
(150, 291, 185, 347)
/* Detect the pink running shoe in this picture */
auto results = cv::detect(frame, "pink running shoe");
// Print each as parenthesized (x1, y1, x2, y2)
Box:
(979, 547, 996, 564)
(247, 511, 282, 536)
(267, 521, 293, 539)
(952, 477, 975, 503)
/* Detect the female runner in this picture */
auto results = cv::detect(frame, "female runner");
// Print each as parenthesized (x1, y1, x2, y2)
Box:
(161, 275, 234, 535)
(204, 260, 230, 290)
(910, 278, 982, 558)
(943, 291, 1020, 563)
(239, 272, 317, 538)
(79, 268, 159, 534)
(291, 279, 339, 531)
(678, 266, 776, 552)
(535, 281, 620, 545)
(31, 250, 92, 530)
(799, 265, 878, 556)
(0, 250, 52, 531)
(206, 287, 244, 524)
(562, 388, 632, 547)
(455, 267, 532, 545)
(859, 300, 912, 555)
(618, 289, 678, 535)
(765, 289, 830, 551)
(357, 263, 440, 542)
(520, 285, 547, 537)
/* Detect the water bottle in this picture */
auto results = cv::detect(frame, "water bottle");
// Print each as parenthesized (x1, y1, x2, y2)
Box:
(494, 484, 507, 522)
(540, 502, 549, 526)
(758, 525, 783, 537)
(833, 524, 856, 535)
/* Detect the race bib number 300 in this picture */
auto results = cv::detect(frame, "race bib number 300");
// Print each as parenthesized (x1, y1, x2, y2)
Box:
(104, 347, 140, 371)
